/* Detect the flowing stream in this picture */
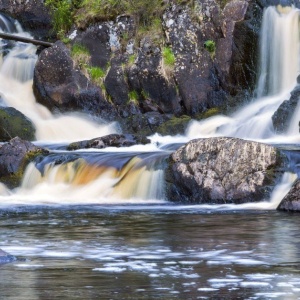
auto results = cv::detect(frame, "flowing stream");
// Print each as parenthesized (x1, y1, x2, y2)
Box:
(1, 6, 300, 299)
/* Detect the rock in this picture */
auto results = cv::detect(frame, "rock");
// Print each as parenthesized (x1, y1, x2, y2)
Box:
(156, 115, 191, 136)
(277, 179, 300, 211)
(0, 137, 48, 189)
(33, 41, 117, 121)
(67, 134, 150, 150)
(0, 107, 36, 142)
(0, 0, 52, 39)
(165, 137, 286, 204)
(72, 24, 111, 69)
(272, 85, 300, 134)
(0, 249, 16, 264)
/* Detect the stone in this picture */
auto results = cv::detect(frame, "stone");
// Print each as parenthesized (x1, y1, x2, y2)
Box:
(0, 107, 36, 142)
(165, 137, 286, 204)
(0, 137, 48, 189)
(0, 249, 16, 264)
(33, 41, 117, 121)
(277, 179, 300, 211)
(67, 134, 150, 150)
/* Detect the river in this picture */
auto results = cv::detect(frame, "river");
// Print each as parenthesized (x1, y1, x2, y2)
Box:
(0, 5, 300, 300)
(1, 207, 300, 299)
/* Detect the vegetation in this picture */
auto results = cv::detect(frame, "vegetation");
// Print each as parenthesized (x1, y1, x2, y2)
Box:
(204, 40, 216, 58)
(128, 90, 139, 103)
(88, 66, 106, 85)
(162, 47, 176, 67)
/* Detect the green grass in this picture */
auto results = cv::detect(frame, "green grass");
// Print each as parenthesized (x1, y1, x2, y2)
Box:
(128, 90, 139, 103)
(88, 66, 106, 82)
(204, 40, 216, 54)
(162, 47, 175, 66)
(71, 43, 90, 56)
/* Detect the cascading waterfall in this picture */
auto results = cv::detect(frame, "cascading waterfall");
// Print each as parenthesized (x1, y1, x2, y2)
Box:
(0, 13, 118, 142)
(0, 7, 299, 206)
(187, 6, 300, 141)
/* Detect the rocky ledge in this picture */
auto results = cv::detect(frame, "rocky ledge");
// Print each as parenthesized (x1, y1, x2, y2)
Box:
(165, 137, 287, 204)
(277, 179, 300, 211)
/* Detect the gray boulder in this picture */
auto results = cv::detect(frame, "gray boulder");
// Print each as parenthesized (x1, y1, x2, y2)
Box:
(277, 179, 300, 211)
(165, 137, 286, 204)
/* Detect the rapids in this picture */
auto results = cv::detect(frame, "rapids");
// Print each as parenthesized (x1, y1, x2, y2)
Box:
(0, 6, 300, 208)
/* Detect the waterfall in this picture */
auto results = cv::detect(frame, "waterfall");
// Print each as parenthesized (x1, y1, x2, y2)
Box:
(187, 6, 300, 141)
(0, 13, 118, 142)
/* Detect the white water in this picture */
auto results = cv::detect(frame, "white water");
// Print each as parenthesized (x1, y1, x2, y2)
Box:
(0, 7, 299, 208)
(0, 14, 118, 143)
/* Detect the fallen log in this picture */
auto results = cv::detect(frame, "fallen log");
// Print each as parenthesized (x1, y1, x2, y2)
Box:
(0, 32, 53, 47)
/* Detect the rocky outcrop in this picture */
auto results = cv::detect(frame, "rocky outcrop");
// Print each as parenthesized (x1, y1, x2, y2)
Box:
(0, 137, 48, 189)
(165, 137, 286, 204)
(0, 107, 36, 142)
(277, 179, 300, 211)
(67, 134, 150, 150)
(272, 85, 300, 134)
(0, 0, 52, 39)
(33, 41, 117, 121)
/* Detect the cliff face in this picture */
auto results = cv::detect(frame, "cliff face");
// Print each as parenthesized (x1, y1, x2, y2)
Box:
(2, 0, 268, 134)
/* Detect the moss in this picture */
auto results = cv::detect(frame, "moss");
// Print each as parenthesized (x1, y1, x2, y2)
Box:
(128, 90, 139, 104)
(156, 115, 191, 136)
(195, 107, 221, 120)
(204, 40, 216, 58)
(162, 46, 176, 67)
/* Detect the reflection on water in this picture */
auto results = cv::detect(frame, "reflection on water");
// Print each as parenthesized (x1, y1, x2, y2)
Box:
(0, 207, 300, 299)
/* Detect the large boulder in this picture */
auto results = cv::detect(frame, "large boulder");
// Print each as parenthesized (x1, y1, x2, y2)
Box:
(165, 137, 286, 204)
(0, 0, 52, 39)
(0, 137, 48, 189)
(0, 107, 36, 142)
(33, 41, 117, 121)
(277, 179, 300, 211)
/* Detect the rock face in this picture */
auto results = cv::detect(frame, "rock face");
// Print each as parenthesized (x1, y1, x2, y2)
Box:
(0, 137, 48, 189)
(33, 41, 117, 121)
(272, 85, 300, 134)
(0, 107, 36, 142)
(32, 0, 263, 134)
(165, 137, 286, 204)
(67, 134, 150, 150)
(277, 179, 300, 211)
(0, 0, 52, 39)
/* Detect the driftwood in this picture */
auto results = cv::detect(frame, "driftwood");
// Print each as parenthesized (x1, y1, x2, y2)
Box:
(0, 32, 53, 47)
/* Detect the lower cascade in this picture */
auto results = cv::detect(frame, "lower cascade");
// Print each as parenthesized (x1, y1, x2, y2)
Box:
(0, 5, 300, 208)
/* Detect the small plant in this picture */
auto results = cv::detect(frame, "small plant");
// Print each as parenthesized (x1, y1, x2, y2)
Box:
(88, 66, 106, 83)
(71, 43, 90, 56)
(128, 90, 139, 103)
(162, 46, 175, 67)
(128, 54, 136, 66)
(204, 40, 216, 56)
(45, 0, 72, 37)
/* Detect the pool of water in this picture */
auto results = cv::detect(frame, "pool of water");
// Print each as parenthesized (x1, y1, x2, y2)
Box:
(0, 206, 299, 299)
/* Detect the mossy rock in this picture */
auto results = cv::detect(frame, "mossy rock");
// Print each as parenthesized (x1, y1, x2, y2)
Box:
(195, 107, 221, 120)
(0, 107, 36, 142)
(156, 115, 192, 136)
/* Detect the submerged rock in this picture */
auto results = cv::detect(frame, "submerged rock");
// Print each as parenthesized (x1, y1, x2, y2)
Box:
(0, 249, 17, 264)
(165, 137, 286, 204)
(0, 107, 36, 142)
(0, 137, 48, 189)
(67, 134, 150, 150)
(277, 179, 300, 211)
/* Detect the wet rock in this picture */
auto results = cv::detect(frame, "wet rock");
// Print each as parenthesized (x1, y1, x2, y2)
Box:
(33, 41, 117, 121)
(67, 134, 150, 150)
(0, 249, 16, 264)
(0, 107, 36, 142)
(0, 137, 48, 189)
(277, 179, 300, 211)
(156, 115, 191, 136)
(0, 0, 52, 39)
(165, 137, 286, 204)
(272, 85, 300, 134)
